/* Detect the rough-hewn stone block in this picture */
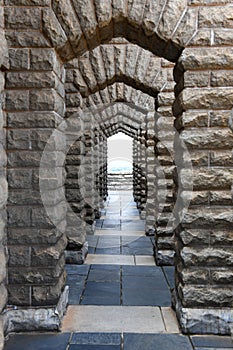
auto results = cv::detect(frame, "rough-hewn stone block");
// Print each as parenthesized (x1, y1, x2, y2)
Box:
(5, 90, 29, 111)
(199, 6, 233, 28)
(8, 246, 30, 267)
(4, 8, 41, 30)
(180, 47, 233, 70)
(8, 48, 29, 70)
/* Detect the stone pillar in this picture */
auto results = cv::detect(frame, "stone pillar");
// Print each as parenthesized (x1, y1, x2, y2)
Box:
(4, 4, 68, 331)
(65, 115, 87, 264)
(134, 131, 141, 209)
(92, 127, 101, 219)
(83, 115, 95, 234)
(173, 47, 233, 334)
(145, 112, 157, 236)
(0, 4, 8, 346)
(155, 63, 176, 265)
(133, 139, 138, 203)
(139, 122, 147, 219)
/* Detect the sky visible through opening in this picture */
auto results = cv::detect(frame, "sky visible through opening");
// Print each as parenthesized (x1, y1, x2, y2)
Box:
(108, 132, 133, 173)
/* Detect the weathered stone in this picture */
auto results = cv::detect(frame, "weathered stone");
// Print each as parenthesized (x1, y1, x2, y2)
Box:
(32, 271, 66, 306)
(188, 29, 211, 46)
(4, 0, 50, 5)
(72, 0, 98, 46)
(7, 111, 62, 128)
(178, 268, 209, 285)
(174, 295, 233, 334)
(31, 234, 66, 266)
(158, 0, 187, 40)
(181, 208, 233, 228)
(7, 285, 31, 306)
(179, 285, 233, 307)
(8, 256, 65, 284)
(8, 227, 64, 245)
(180, 47, 233, 70)
(8, 48, 29, 70)
(30, 89, 64, 116)
(4, 286, 69, 332)
(4, 8, 41, 30)
(179, 88, 233, 110)
(8, 246, 30, 267)
(214, 28, 233, 45)
(42, 9, 68, 50)
(5, 31, 50, 48)
(199, 6, 233, 28)
(180, 247, 233, 267)
(5, 90, 29, 111)
(8, 206, 31, 227)
(211, 70, 233, 87)
(211, 270, 233, 284)
(172, 7, 197, 46)
(210, 110, 230, 127)
(180, 128, 233, 149)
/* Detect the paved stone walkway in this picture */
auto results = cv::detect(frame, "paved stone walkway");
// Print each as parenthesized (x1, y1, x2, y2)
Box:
(4, 191, 233, 349)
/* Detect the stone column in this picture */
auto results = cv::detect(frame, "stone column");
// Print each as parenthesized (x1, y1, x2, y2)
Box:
(173, 47, 233, 334)
(4, 4, 68, 331)
(0, 5, 8, 346)
(145, 112, 157, 236)
(65, 115, 87, 264)
(155, 64, 176, 265)
(139, 122, 147, 219)
(83, 115, 95, 234)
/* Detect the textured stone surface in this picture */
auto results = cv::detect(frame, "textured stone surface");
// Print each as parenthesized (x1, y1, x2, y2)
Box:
(1, 0, 233, 340)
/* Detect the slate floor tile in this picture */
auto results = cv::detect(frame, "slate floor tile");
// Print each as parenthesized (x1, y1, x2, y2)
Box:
(68, 287, 84, 305)
(163, 266, 175, 290)
(81, 281, 120, 305)
(191, 335, 233, 348)
(194, 348, 232, 350)
(122, 246, 153, 255)
(69, 345, 121, 350)
(66, 265, 90, 276)
(123, 334, 193, 350)
(71, 333, 121, 345)
(122, 276, 171, 306)
(66, 274, 86, 286)
(4, 333, 70, 350)
(95, 247, 121, 255)
(88, 268, 120, 282)
(122, 266, 163, 277)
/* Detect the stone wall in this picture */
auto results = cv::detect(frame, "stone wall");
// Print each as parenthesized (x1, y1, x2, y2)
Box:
(0, 0, 8, 346)
(0, 0, 232, 339)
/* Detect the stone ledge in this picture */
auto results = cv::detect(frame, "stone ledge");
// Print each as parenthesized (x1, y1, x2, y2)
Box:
(2, 286, 69, 334)
(173, 291, 233, 335)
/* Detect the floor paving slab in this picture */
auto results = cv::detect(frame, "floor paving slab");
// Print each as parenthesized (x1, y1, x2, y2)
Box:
(85, 254, 135, 265)
(122, 276, 171, 307)
(94, 230, 144, 236)
(69, 345, 121, 350)
(122, 266, 160, 277)
(191, 335, 233, 348)
(123, 333, 193, 350)
(62, 306, 166, 333)
(135, 255, 156, 266)
(4, 333, 70, 350)
(81, 281, 121, 305)
(161, 307, 180, 333)
(88, 266, 120, 282)
(162, 266, 175, 290)
(70, 332, 121, 345)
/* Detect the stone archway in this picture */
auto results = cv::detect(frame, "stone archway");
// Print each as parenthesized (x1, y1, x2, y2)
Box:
(2, 0, 233, 338)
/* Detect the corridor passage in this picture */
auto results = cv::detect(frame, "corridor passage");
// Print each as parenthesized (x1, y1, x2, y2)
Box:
(4, 191, 233, 349)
